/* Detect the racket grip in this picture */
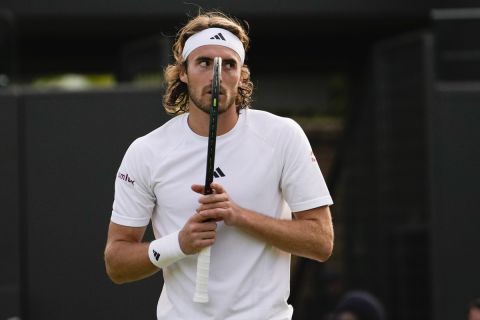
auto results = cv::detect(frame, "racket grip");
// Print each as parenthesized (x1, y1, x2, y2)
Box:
(193, 246, 211, 303)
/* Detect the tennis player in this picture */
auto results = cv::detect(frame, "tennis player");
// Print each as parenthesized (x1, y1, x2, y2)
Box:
(104, 10, 334, 320)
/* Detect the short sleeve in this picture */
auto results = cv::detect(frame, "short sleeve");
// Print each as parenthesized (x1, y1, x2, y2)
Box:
(111, 138, 156, 227)
(279, 119, 333, 212)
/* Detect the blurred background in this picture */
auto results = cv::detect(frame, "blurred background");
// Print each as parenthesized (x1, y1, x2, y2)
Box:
(1, 1, 479, 319)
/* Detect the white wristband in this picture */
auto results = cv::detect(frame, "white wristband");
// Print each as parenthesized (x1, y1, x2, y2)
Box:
(148, 231, 187, 269)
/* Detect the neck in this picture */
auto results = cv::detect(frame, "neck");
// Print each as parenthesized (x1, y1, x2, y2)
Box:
(187, 105, 240, 137)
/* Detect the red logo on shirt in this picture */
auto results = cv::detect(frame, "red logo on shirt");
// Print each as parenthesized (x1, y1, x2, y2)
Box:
(310, 151, 317, 162)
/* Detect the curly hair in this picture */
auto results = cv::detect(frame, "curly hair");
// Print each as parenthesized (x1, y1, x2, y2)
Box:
(163, 10, 254, 115)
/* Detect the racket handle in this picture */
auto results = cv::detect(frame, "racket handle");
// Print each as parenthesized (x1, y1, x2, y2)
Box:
(193, 246, 211, 303)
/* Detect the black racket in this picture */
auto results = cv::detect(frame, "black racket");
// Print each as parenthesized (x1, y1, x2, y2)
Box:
(193, 56, 221, 303)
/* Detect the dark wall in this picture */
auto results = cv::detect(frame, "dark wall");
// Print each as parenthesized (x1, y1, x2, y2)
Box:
(373, 32, 433, 320)
(429, 85, 480, 320)
(429, 12, 480, 319)
(2, 87, 172, 319)
(0, 0, 439, 16)
(0, 0, 444, 82)
(433, 8, 480, 81)
(0, 93, 20, 318)
(342, 31, 433, 320)
(340, 11, 480, 320)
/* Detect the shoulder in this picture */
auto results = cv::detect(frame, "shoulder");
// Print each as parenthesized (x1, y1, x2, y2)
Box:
(144, 113, 186, 141)
(125, 114, 186, 159)
(244, 109, 304, 140)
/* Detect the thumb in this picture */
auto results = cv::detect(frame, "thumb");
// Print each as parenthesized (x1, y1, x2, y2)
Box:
(191, 184, 205, 194)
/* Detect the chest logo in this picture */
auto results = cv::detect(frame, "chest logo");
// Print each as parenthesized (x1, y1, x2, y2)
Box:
(213, 167, 226, 178)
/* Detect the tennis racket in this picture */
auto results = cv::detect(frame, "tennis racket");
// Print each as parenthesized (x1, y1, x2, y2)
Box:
(193, 56, 222, 303)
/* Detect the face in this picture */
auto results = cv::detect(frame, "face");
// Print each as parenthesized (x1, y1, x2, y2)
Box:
(336, 311, 358, 320)
(180, 45, 242, 115)
(469, 308, 480, 320)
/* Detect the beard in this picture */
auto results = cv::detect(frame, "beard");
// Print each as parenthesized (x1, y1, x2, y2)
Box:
(188, 84, 236, 115)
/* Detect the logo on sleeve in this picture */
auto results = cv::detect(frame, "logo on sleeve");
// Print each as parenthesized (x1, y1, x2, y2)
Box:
(310, 151, 317, 163)
(117, 172, 135, 186)
(152, 249, 160, 261)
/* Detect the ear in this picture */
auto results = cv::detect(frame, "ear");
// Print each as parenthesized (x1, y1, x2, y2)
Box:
(238, 76, 245, 89)
(238, 67, 246, 87)
(179, 64, 188, 84)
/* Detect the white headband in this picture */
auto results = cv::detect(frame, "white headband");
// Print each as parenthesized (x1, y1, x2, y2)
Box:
(182, 27, 245, 64)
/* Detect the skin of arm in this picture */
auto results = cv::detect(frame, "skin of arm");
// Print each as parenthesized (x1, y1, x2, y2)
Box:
(104, 223, 158, 284)
(105, 179, 333, 284)
(105, 213, 218, 284)
(191, 182, 334, 262)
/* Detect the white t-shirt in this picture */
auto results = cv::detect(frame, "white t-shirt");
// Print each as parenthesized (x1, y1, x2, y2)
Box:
(111, 108, 333, 320)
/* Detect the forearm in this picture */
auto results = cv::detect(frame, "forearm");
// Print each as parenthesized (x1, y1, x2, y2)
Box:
(193, 183, 334, 261)
(104, 240, 159, 284)
(235, 207, 334, 262)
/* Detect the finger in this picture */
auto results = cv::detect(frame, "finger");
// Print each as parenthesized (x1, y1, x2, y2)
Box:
(196, 201, 229, 212)
(195, 221, 217, 232)
(197, 231, 216, 240)
(198, 193, 229, 205)
(191, 184, 205, 194)
(190, 211, 218, 223)
(194, 238, 215, 250)
(198, 216, 223, 223)
(210, 183, 225, 194)
(198, 208, 228, 221)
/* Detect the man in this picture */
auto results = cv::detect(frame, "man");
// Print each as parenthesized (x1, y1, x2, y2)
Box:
(469, 298, 480, 320)
(104, 10, 334, 320)
(331, 290, 385, 320)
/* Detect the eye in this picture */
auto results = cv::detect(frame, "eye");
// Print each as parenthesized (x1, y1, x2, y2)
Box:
(199, 60, 209, 67)
(223, 61, 236, 70)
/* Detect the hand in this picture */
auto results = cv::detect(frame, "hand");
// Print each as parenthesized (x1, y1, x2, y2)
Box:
(191, 183, 242, 226)
(178, 210, 218, 255)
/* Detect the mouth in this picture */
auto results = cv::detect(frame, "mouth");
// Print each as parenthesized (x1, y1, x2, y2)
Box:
(206, 91, 224, 97)
(205, 86, 224, 95)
